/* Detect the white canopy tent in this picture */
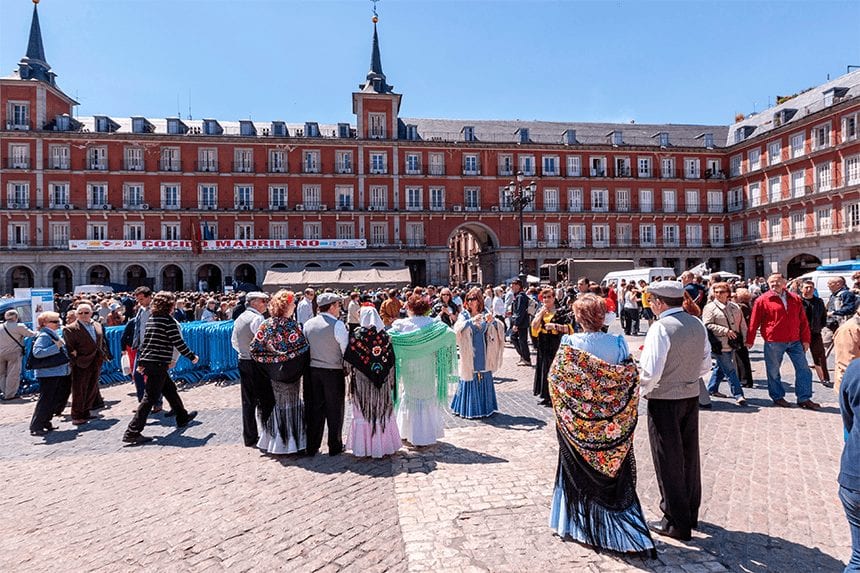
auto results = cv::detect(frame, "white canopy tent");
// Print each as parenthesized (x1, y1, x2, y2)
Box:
(262, 268, 412, 292)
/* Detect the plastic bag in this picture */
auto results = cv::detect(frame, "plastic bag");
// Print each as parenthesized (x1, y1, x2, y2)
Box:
(121, 352, 131, 376)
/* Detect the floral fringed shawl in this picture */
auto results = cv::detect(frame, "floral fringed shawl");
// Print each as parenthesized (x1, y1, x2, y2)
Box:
(548, 344, 654, 556)
(345, 325, 397, 435)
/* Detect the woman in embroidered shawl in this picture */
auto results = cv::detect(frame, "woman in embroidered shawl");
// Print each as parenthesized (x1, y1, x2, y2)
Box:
(548, 294, 655, 556)
(345, 306, 401, 457)
(250, 290, 310, 455)
(451, 287, 505, 418)
(532, 286, 574, 407)
(389, 295, 458, 446)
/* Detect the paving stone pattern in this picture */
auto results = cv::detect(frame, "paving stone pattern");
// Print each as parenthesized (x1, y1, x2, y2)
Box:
(0, 325, 851, 572)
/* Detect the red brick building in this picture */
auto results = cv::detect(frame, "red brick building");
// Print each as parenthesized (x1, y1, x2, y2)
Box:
(2, 5, 859, 293)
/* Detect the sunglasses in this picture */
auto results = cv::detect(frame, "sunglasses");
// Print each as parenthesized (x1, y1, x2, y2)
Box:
(714, 290, 729, 294)
(77, 311, 92, 314)
(48, 320, 61, 324)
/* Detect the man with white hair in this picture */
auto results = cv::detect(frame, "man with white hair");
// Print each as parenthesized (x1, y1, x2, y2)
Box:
(827, 277, 858, 328)
(63, 303, 111, 424)
(0, 309, 35, 400)
(231, 291, 274, 447)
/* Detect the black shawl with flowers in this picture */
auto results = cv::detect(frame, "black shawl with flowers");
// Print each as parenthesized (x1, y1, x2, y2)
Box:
(344, 325, 395, 388)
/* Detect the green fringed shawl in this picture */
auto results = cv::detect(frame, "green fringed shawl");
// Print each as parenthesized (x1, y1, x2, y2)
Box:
(390, 321, 458, 407)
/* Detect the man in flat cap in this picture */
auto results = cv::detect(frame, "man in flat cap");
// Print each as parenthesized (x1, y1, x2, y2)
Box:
(639, 280, 712, 541)
(303, 292, 349, 456)
(231, 291, 274, 447)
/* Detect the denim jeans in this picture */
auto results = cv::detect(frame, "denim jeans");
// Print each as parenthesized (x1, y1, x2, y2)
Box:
(839, 485, 860, 572)
(762, 341, 813, 403)
(707, 351, 744, 398)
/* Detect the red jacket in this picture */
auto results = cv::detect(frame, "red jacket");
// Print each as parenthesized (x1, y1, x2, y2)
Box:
(748, 289, 811, 345)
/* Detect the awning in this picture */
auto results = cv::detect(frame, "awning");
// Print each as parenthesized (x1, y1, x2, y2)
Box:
(262, 268, 412, 292)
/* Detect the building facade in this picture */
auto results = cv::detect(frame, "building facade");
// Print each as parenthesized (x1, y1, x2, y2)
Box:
(1, 5, 859, 294)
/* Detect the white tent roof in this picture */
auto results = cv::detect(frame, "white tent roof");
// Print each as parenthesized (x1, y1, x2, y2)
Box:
(262, 268, 412, 291)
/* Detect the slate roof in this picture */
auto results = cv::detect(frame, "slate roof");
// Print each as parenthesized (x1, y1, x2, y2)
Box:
(400, 118, 729, 149)
(725, 69, 860, 146)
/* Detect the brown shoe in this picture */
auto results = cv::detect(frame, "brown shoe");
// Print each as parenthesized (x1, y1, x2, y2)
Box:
(798, 400, 821, 410)
(772, 398, 793, 408)
(71, 418, 89, 425)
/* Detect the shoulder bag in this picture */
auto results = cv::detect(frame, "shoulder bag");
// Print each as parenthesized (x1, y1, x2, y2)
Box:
(25, 332, 70, 371)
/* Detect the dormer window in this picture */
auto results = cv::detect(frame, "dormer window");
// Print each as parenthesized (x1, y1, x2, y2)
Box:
(166, 117, 188, 135)
(94, 116, 119, 133)
(517, 128, 530, 144)
(564, 129, 576, 145)
(239, 121, 256, 137)
(611, 131, 623, 146)
(658, 132, 670, 147)
(202, 119, 222, 135)
(304, 122, 320, 137)
(823, 87, 849, 107)
(406, 124, 418, 141)
(337, 123, 351, 139)
(734, 126, 755, 143)
(56, 114, 70, 131)
(773, 109, 797, 127)
(703, 133, 714, 148)
(271, 121, 287, 137)
(462, 126, 475, 142)
(131, 117, 153, 134)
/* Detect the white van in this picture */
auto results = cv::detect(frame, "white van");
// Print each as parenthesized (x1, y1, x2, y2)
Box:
(796, 271, 853, 306)
(601, 267, 677, 295)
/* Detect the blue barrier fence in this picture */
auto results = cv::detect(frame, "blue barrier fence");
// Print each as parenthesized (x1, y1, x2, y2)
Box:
(21, 320, 239, 394)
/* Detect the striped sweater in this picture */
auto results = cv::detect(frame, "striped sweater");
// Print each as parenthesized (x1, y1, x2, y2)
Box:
(137, 315, 196, 364)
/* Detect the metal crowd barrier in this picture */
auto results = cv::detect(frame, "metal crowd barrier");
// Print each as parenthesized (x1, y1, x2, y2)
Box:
(20, 320, 239, 394)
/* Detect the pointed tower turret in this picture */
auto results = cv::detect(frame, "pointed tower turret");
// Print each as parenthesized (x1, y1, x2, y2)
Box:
(353, 12, 401, 140)
(17, 0, 56, 85)
(362, 21, 392, 94)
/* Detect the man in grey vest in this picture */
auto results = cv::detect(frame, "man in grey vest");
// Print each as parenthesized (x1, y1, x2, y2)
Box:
(303, 292, 349, 456)
(639, 281, 712, 541)
(231, 291, 274, 447)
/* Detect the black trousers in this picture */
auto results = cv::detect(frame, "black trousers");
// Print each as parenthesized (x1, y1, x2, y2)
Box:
(53, 375, 72, 416)
(31, 375, 66, 432)
(511, 326, 531, 363)
(125, 362, 189, 437)
(647, 396, 701, 533)
(735, 345, 754, 386)
(239, 359, 275, 446)
(305, 367, 345, 454)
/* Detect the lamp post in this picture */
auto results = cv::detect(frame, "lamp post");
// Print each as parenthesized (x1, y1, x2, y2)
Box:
(504, 171, 536, 282)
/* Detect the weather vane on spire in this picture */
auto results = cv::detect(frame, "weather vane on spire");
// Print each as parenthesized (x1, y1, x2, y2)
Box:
(371, 0, 379, 23)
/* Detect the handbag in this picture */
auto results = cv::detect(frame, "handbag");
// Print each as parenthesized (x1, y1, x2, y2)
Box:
(25, 333, 70, 370)
(720, 306, 744, 350)
(706, 328, 723, 355)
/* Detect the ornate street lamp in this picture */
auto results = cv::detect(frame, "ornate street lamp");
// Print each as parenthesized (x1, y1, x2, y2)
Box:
(504, 171, 536, 281)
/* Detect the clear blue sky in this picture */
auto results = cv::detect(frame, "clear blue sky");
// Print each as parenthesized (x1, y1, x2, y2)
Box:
(2, 0, 859, 127)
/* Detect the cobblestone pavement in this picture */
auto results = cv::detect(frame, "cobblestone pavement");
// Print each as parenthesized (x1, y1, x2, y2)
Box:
(0, 324, 851, 572)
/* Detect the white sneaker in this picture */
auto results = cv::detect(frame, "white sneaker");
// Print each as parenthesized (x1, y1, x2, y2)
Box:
(735, 397, 747, 406)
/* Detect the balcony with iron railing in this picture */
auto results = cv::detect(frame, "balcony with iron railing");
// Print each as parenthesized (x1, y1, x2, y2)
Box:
(4, 157, 30, 169)
(335, 162, 353, 174)
(86, 161, 108, 171)
(159, 159, 182, 172)
(123, 161, 145, 171)
(232, 162, 255, 173)
(196, 161, 219, 172)
(268, 162, 287, 173)
(47, 159, 70, 170)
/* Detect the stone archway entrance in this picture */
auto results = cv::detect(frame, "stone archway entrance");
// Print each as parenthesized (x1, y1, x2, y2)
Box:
(162, 264, 184, 292)
(196, 264, 222, 292)
(50, 265, 73, 294)
(447, 223, 499, 286)
(787, 253, 821, 278)
(234, 264, 257, 287)
(88, 265, 110, 285)
(125, 265, 148, 289)
(8, 266, 34, 290)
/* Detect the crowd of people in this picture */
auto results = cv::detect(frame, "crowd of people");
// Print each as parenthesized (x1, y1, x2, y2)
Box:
(2, 267, 860, 566)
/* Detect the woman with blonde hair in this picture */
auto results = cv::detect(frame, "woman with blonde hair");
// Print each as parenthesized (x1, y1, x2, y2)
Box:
(531, 286, 573, 406)
(548, 294, 654, 556)
(250, 289, 310, 455)
(28, 312, 70, 436)
(451, 287, 505, 418)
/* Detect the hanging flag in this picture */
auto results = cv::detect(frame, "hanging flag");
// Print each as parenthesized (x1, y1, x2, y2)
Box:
(191, 217, 202, 254)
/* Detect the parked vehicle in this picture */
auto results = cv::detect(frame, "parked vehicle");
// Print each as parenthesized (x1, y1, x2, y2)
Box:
(601, 267, 677, 296)
(797, 270, 855, 305)
(73, 284, 114, 296)
(0, 298, 33, 325)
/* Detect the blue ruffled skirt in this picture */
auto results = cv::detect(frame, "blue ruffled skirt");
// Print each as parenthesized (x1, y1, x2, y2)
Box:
(450, 371, 497, 418)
